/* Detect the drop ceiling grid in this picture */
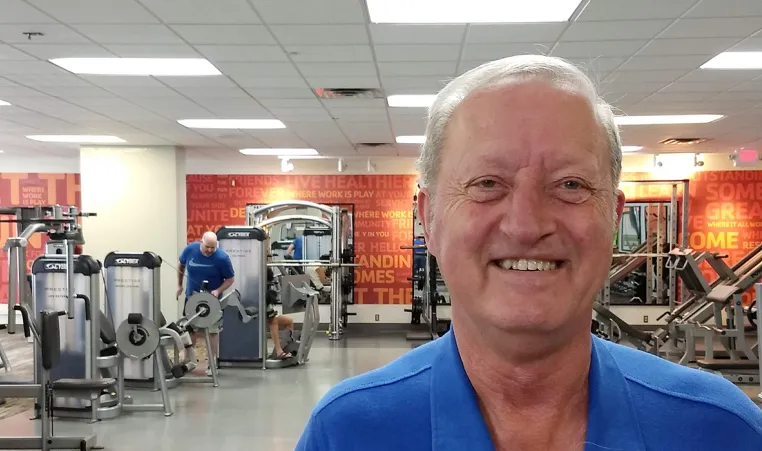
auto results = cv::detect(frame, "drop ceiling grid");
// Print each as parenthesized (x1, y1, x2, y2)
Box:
(0, 0, 758, 158)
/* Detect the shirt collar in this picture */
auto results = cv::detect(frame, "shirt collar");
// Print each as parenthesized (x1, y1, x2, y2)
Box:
(430, 331, 647, 451)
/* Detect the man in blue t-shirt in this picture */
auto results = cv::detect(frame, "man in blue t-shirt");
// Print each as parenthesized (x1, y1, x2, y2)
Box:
(286, 235, 304, 261)
(177, 231, 235, 375)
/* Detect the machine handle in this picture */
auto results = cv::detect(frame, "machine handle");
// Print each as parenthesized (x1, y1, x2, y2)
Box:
(75, 294, 91, 321)
(12, 305, 31, 338)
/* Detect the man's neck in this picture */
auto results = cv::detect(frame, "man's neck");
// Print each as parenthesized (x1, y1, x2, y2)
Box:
(455, 313, 592, 450)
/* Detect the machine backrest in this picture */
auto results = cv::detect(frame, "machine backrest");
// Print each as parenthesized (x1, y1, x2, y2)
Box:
(40, 310, 61, 371)
(99, 310, 117, 345)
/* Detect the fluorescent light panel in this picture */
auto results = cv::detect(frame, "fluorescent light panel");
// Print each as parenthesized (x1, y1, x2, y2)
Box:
(622, 146, 643, 153)
(26, 135, 126, 143)
(367, 0, 583, 23)
(240, 148, 318, 156)
(702, 52, 762, 70)
(178, 119, 285, 129)
(0, 100, 10, 106)
(615, 115, 723, 125)
(49, 58, 221, 76)
(396, 135, 425, 144)
(388, 94, 437, 108)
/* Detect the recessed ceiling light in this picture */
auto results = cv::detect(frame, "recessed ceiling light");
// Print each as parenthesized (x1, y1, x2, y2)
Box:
(615, 115, 724, 125)
(49, 58, 221, 76)
(0, 149, 4, 153)
(396, 135, 426, 144)
(621, 146, 643, 152)
(388, 94, 437, 108)
(0, 100, 11, 106)
(367, 0, 583, 23)
(239, 148, 318, 156)
(701, 52, 762, 70)
(178, 119, 285, 129)
(26, 135, 126, 143)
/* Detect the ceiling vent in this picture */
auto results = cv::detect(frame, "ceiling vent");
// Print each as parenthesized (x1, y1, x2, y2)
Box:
(356, 142, 389, 148)
(314, 88, 383, 100)
(659, 137, 709, 146)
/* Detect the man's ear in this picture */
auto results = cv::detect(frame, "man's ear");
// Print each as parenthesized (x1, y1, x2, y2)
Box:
(417, 188, 437, 256)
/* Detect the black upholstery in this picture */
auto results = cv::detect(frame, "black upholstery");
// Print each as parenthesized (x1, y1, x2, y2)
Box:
(127, 313, 143, 324)
(40, 310, 61, 371)
(697, 359, 759, 370)
(99, 311, 116, 344)
(52, 378, 116, 392)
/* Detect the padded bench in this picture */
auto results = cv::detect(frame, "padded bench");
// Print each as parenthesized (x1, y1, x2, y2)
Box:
(592, 303, 654, 344)
(52, 378, 116, 393)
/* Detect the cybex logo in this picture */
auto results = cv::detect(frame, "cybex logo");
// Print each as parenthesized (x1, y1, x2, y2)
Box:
(45, 263, 66, 271)
(228, 232, 250, 238)
(115, 258, 140, 265)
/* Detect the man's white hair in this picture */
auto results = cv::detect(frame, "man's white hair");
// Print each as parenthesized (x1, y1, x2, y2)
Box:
(416, 55, 622, 197)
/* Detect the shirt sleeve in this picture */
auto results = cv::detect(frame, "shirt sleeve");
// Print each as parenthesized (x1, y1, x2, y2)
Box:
(220, 255, 235, 279)
(179, 244, 191, 265)
(295, 414, 327, 451)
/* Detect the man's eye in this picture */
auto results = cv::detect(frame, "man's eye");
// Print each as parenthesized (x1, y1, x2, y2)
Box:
(476, 179, 498, 188)
(562, 180, 582, 190)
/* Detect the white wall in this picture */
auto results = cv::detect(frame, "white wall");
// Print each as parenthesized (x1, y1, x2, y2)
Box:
(186, 156, 418, 175)
(0, 154, 79, 173)
(79, 146, 187, 322)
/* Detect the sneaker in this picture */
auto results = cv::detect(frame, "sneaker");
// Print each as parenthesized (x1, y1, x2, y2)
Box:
(206, 366, 213, 377)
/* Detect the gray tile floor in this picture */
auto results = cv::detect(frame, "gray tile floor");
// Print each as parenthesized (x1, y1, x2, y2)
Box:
(0, 333, 415, 450)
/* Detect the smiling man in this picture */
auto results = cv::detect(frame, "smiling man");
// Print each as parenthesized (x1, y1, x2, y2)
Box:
(296, 55, 762, 451)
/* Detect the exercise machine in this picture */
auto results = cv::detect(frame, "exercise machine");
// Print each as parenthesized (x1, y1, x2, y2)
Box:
(400, 243, 451, 341)
(303, 227, 332, 261)
(0, 304, 106, 450)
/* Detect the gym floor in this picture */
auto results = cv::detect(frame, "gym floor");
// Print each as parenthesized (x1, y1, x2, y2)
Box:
(0, 330, 414, 450)
(0, 330, 760, 450)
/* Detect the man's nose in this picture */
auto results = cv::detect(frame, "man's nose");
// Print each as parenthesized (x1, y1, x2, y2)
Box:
(498, 183, 556, 245)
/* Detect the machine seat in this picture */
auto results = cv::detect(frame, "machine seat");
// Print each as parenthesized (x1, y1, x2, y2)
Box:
(52, 378, 116, 392)
(696, 359, 759, 370)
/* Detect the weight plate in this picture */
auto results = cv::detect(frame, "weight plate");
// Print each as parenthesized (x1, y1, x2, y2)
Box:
(184, 291, 223, 329)
(116, 318, 161, 360)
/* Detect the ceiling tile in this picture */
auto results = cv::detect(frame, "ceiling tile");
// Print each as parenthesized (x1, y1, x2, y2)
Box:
(0, 86, 51, 97)
(269, 25, 368, 45)
(638, 38, 740, 56)
(104, 44, 200, 58)
(577, 0, 695, 21)
(36, 86, 113, 98)
(128, 98, 212, 118)
(0, 24, 90, 44)
(677, 69, 761, 83)
(296, 62, 377, 77)
(198, 99, 271, 117)
(603, 69, 692, 83)
(660, 18, 762, 39)
(250, 132, 309, 148)
(731, 77, 762, 92)
(686, 0, 762, 18)
(72, 24, 184, 44)
(0, 61, 71, 75)
(468, 23, 566, 44)
(250, 0, 365, 24)
(562, 20, 672, 41)
(391, 114, 426, 134)
(28, 0, 159, 23)
(712, 90, 762, 101)
(79, 75, 168, 87)
(214, 62, 301, 77)
(324, 99, 386, 109)
(103, 86, 185, 98)
(156, 76, 238, 88)
(195, 45, 289, 62)
(382, 76, 451, 93)
(138, 0, 262, 24)
(730, 36, 762, 51)
(174, 87, 252, 99)
(462, 43, 555, 61)
(369, 24, 465, 45)
(0, 78, 20, 87)
(552, 40, 647, 59)
(256, 98, 323, 108)
(600, 81, 668, 94)
(0, 0, 57, 23)
(244, 86, 315, 99)
(645, 92, 717, 103)
(286, 45, 374, 63)
(13, 44, 114, 59)
(304, 76, 380, 89)
(617, 55, 711, 71)
(374, 44, 461, 62)
(169, 25, 275, 45)
(603, 92, 650, 107)
(231, 77, 309, 88)
(0, 45, 36, 61)
(565, 57, 627, 75)
(660, 81, 746, 93)
(378, 61, 456, 77)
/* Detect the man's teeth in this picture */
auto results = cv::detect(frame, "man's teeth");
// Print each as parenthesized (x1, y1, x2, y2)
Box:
(499, 259, 558, 271)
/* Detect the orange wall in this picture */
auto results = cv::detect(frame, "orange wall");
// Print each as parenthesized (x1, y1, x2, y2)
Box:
(186, 174, 419, 305)
(0, 173, 81, 304)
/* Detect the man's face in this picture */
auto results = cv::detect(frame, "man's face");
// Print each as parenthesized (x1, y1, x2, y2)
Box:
(420, 80, 625, 336)
(201, 240, 217, 256)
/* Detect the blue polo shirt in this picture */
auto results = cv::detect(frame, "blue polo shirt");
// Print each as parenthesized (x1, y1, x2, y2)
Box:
(179, 242, 234, 298)
(291, 236, 304, 261)
(297, 331, 762, 450)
